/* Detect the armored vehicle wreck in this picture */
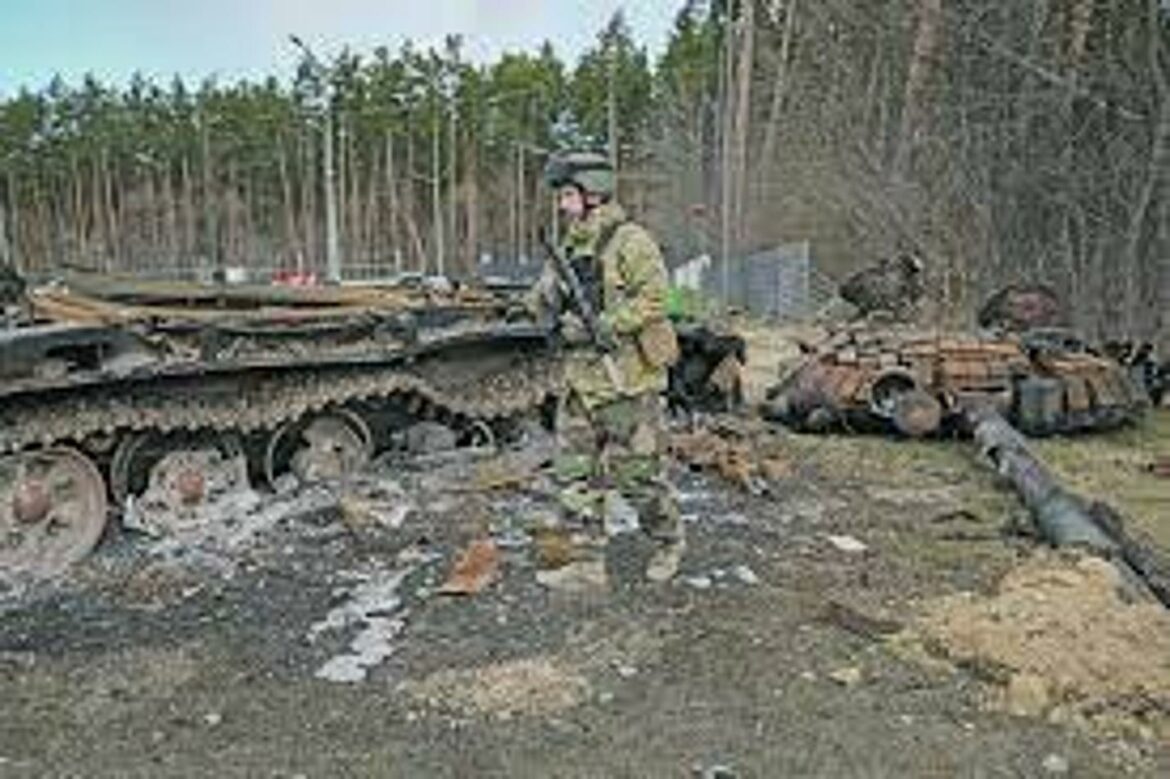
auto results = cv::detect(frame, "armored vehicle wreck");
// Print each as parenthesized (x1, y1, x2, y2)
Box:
(762, 320, 1149, 438)
(0, 274, 559, 576)
(0, 269, 747, 577)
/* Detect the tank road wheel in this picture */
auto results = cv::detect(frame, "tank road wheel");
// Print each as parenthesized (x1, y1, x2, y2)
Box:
(869, 371, 942, 437)
(0, 447, 108, 576)
(890, 390, 943, 438)
(110, 432, 248, 536)
(264, 410, 373, 486)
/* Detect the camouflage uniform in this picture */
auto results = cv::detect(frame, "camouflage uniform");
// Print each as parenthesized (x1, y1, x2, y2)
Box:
(532, 199, 684, 580)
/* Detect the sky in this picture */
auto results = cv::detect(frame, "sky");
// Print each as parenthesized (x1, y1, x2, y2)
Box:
(0, 0, 680, 97)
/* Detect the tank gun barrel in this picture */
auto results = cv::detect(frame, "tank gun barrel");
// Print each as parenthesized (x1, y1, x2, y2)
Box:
(963, 402, 1170, 608)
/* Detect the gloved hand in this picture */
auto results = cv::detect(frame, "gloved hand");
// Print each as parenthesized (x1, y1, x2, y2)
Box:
(594, 315, 617, 352)
(558, 311, 590, 345)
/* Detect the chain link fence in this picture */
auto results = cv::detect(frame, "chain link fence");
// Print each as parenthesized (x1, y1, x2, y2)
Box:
(672, 241, 837, 322)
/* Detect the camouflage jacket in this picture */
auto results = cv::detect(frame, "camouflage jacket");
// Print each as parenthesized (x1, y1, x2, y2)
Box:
(531, 202, 675, 409)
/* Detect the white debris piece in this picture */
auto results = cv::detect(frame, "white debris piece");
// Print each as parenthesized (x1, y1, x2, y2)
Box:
(603, 491, 641, 537)
(309, 567, 413, 683)
(826, 534, 868, 554)
(732, 564, 760, 585)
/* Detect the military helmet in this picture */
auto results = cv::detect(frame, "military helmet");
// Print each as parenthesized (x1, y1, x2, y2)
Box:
(543, 151, 614, 198)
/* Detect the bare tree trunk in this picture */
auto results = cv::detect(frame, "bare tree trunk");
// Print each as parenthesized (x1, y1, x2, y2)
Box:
(509, 144, 518, 263)
(1060, 0, 1094, 315)
(448, 103, 458, 274)
(345, 116, 362, 270)
(0, 175, 11, 268)
(226, 157, 239, 268)
(893, 0, 943, 176)
(200, 116, 217, 274)
(69, 154, 85, 265)
(399, 124, 428, 272)
(731, 0, 755, 247)
(278, 135, 300, 268)
(719, 16, 735, 300)
(517, 143, 526, 264)
(1122, 0, 1170, 336)
(385, 130, 402, 273)
(365, 145, 379, 274)
(759, 0, 798, 175)
(608, 47, 619, 173)
(101, 148, 119, 271)
(181, 154, 195, 270)
(324, 109, 341, 282)
(465, 127, 479, 274)
(301, 131, 317, 272)
(163, 165, 179, 268)
(431, 110, 443, 276)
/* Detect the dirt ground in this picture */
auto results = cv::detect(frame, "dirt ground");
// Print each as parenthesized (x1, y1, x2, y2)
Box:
(1, 392, 1168, 776)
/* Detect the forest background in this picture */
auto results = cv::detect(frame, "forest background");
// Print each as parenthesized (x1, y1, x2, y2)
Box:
(1, 0, 1167, 340)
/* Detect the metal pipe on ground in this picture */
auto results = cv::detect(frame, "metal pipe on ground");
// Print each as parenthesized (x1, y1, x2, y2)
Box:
(964, 402, 1170, 609)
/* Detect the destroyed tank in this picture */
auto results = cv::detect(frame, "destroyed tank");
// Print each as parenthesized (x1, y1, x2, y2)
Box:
(0, 273, 562, 577)
(0, 270, 745, 577)
(763, 320, 1149, 438)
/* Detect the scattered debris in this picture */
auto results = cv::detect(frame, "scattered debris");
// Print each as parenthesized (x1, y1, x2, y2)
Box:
(828, 666, 863, 687)
(531, 526, 578, 570)
(826, 534, 868, 554)
(402, 657, 591, 719)
(401, 422, 458, 454)
(309, 567, 413, 683)
(818, 600, 902, 641)
(758, 456, 792, 481)
(1041, 754, 1070, 775)
(901, 553, 1170, 738)
(732, 564, 759, 586)
(535, 560, 607, 593)
(144, 484, 339, 572)
(338, 479, 412, 532)
(603, 491, 641, 537)
(438, 539, 500, 596)
(692, 763, 738, 779)
(123, 452, 258, 538)
(670, 418, 792, 493)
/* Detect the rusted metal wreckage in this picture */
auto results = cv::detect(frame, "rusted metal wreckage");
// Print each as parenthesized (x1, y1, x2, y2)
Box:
(966, 403, 1170, 608)
(0, 274, 559, 576)
(762, 320, 1152, 438)
(0, 272, 745, 577)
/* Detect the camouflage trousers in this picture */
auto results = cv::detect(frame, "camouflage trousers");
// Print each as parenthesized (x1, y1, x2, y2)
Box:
(554, 392, 682, 545)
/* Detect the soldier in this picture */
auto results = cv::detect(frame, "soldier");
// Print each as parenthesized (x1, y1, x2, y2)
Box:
(530, 151, 684, 583)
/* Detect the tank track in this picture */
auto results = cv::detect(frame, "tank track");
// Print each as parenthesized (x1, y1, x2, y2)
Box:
(0, 354, 562, 455)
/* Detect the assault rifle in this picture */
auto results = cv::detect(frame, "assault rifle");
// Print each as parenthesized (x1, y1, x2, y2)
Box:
(539, 231, 624, 392)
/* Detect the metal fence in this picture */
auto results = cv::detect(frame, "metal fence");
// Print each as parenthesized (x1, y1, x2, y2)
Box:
(673, 241, 835, 322)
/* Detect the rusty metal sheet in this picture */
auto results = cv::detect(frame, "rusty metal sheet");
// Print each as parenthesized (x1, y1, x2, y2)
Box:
(837, 368, 867, 402)
(1084, 370, 1116, 407)
(1065, 375, 1091, 412)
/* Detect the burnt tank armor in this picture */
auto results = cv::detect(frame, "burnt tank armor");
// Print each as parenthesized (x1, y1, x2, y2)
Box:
(0, 274, 561, 577)
(763, 320, 1149, 438)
